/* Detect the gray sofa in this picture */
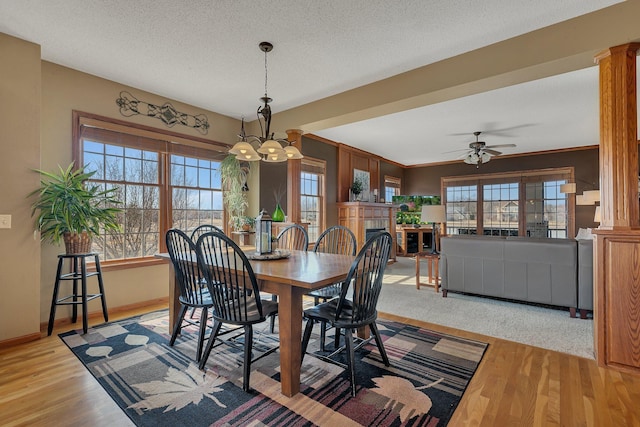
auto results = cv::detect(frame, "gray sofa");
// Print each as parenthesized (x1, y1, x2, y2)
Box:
(440, 235, 594, 317)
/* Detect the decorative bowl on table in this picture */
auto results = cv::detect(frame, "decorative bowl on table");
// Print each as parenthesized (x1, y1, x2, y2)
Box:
(245, 249, 291, 260)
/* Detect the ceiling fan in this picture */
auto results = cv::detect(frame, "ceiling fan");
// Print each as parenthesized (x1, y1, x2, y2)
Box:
(457, 131, 516, 168)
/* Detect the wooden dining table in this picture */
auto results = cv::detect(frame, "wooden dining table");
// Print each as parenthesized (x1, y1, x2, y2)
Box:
(156, 249, 354, 397)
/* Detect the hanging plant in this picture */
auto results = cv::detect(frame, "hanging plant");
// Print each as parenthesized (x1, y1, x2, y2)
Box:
(220, 155, 253, 229)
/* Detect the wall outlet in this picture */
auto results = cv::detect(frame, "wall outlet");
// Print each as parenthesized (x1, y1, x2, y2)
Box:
(0, 215, 11, 229)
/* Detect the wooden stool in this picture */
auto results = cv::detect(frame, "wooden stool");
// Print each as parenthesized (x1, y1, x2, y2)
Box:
(47, 253, 108, 335)
(415, 252, 440, 293)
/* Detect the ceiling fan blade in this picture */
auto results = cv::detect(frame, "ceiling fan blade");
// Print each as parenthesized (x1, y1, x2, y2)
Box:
(485, 144, 516, 149)
(483, 149, 502, 156)
(456, 151, 471, 159)
(480, 123, 536, 137)
(442, 147, 471, 154)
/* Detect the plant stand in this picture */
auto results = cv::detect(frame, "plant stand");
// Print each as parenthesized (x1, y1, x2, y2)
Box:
(47, 253, 108, 335)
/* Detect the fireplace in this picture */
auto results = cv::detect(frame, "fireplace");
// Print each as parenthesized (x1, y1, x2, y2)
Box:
(365, 227, 386, 243)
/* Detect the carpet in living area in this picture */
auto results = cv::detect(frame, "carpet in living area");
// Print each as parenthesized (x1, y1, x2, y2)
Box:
(380, 256, 594, 359)
(60, 310, 487, 427)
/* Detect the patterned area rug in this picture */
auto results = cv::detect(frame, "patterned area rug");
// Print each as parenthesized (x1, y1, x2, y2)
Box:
(60, 310, 487, 426)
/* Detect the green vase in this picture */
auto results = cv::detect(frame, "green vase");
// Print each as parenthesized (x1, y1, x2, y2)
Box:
(272, 203, 285, 222)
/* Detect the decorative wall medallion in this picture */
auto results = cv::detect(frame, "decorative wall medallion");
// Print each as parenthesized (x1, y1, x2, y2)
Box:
(116, 91, 210, 134)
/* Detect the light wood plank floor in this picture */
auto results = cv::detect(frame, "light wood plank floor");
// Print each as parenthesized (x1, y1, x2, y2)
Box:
(1, 303, 639, 427)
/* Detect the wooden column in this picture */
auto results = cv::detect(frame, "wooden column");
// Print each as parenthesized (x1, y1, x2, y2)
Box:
(596, 43, 640, 230)
(286, 129, 303, 223)
(593, 43, 640, 373)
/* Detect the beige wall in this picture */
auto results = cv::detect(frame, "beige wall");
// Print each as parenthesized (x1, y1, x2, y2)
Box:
(0, 33, 42, 341)
(0, 30, 251, 342)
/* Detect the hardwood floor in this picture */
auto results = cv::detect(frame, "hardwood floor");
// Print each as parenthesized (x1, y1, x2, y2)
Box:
(1, 304, 639, 426)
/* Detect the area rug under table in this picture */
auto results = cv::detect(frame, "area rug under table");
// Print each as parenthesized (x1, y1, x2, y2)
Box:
(60, 310, 487, 427)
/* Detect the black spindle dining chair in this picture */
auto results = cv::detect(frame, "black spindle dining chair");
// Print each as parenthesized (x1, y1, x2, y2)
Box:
(307, 225, 357, 350)
(301, 231, 393, 397)
(196, 231, 279, 392)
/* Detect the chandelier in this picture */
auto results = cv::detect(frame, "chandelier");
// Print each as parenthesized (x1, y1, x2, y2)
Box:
(229, 42, 303, 163)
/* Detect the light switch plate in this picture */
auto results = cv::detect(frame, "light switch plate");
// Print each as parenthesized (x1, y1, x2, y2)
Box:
(0, 215, 11, 229)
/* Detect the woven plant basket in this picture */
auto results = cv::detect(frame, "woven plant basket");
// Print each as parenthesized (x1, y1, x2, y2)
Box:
(63, 231, 92, 254)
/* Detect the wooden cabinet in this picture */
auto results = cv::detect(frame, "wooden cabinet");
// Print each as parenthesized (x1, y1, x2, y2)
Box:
(397, 226, 434, 256)
(336, 202, 397, 261)
(594, 230, 640, 373)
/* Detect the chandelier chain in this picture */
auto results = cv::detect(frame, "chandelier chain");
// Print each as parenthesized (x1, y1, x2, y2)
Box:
(264, 47, 268, 98)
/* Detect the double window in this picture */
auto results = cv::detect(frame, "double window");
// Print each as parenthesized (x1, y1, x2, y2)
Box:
(74, 113, 227, 265)
(443, 168, 574, 238)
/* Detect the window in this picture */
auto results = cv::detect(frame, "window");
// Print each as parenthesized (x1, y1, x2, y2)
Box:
(445, 185, 478, 235)
(384, 175, 401, 204)
(171, 155, 224, 232)
(525, 180, 567, 238)
(443, 168, 573, 238)
(483, 182, 519, 236)
(83, 140, 161, 260)
(75, 112, 228, 264)
(300, 157, 326, 243)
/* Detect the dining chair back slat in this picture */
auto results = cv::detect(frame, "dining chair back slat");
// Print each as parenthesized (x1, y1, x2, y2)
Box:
(308, 225, 358, 350)
(165, 228, 213, 362)
(336, 231, 392, 326)
(196, 232, 264, 323)
(166, 229, 209, 307)
(313, 225, 357, 256)
(195, 231, 279, 392)
(276, 224, 309, 251)
(190, 224, 225, 242)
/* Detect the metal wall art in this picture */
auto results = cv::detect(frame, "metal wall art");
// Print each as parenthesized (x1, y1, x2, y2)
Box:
(116, 91, 210, 134)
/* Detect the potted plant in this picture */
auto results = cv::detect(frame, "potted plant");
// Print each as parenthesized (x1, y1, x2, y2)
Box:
(232, 215, 256, 232)
(350, 178, 363, 201)
(29, 163, 122, 254)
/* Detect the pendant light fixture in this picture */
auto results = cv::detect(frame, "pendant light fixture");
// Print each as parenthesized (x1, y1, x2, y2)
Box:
(229, 42, 303, 163)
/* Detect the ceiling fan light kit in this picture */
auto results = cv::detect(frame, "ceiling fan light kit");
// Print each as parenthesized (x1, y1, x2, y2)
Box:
(459, 131, 515, 168)
(229, 42, 303, 163)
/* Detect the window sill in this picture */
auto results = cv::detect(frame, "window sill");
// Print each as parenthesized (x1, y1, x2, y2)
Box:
(88, 257, 168, 272)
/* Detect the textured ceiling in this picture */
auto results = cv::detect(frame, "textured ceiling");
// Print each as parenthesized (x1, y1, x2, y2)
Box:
(1, 0, 635, 166)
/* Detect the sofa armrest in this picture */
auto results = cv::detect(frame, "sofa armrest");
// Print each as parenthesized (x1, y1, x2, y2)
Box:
(577, 239, 594, 312)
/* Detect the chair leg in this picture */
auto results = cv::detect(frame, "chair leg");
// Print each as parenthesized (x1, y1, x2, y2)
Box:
(370, 322, 390, 366)
(320, 320, 328, 351)
(301, 318, 315, 362)
(196, 307, 208, 362)
(270, 294, 277, 333)
(334, 327, 341, 350)
(169, 305, 188, 346)
(199, 320, 223, 370)
(344, 328, 357, 397)
(243, 325, 253, 392)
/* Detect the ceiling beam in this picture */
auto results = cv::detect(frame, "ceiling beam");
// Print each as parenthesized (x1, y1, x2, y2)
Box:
(270, 1, 640, 134)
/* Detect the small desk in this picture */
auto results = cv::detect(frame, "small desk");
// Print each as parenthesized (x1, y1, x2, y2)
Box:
(415, 252, 440, 293)
(156, 249, 353, 397)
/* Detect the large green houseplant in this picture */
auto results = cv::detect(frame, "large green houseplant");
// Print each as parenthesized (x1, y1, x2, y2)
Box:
(29, 163, 122, 254)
